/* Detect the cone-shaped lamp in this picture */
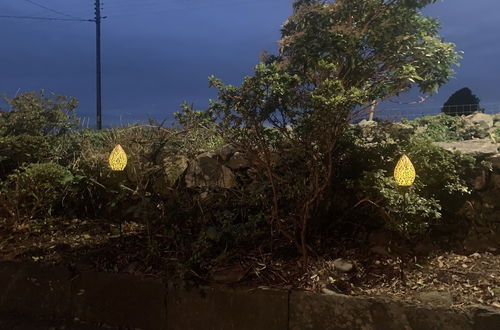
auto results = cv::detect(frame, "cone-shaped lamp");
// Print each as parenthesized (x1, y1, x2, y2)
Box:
(394, 154, 415, 187)
(109, 144, 127, 171)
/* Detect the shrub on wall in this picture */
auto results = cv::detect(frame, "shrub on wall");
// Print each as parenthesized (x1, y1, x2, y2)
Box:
(337, 124, 476, 237)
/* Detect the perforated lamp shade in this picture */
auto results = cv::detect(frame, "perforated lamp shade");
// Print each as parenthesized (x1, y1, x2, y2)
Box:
(109, 144, 127, 171)
(393, 154, 415, 187)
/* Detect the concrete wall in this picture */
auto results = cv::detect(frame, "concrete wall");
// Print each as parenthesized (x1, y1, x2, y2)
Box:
(0, 261, 498, 330)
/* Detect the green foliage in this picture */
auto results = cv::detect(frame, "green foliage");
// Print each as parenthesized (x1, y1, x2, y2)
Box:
(185, 0, 461, 255)
(0, 91, 80, 178)
(0, 90, 78, 136)
(0, 1, 468, 267)
(341, 124, 475, 236)
(281, 0, 459, 96)
(175, 103, 217, 130)
(357, 169, 442, 234)
(1, 163, 75, 220)
(404, 114, 484, 141)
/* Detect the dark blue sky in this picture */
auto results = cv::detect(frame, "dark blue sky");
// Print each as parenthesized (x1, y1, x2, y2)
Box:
(1, 0, 499, 126)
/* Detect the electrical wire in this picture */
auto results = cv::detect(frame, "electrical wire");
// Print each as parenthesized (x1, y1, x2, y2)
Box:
(105, 0, 282, 18)
(0, 14, 92, 22)
(22, 0, 89, 20)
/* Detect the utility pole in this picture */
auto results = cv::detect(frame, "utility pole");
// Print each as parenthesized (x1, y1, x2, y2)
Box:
(95, 0, 102, 130)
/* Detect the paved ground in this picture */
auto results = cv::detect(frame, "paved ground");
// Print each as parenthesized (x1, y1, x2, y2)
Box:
(0, 313, 112, 330)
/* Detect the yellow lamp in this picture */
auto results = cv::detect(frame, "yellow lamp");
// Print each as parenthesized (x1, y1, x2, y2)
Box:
(393, 154, 415, 187)
(109, 144, 127, 171)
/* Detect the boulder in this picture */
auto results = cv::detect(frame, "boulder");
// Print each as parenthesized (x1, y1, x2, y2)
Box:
(358, 119, 378, 127)
(163, 155, 189, 186)
(491, 174, 500, 189)
(473, 170, 488, 191)
(433, 139, 500, 157)
(487, 154, 500, 171)
(215, 144, 237, 161)
(185, 152, 237, 189)
(227, 152, 251, 170)
(333, 258, 353, 273)
(466, 113, 494, 129)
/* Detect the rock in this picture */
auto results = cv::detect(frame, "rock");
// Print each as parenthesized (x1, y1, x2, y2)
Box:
(491, 174, 500, 189)
(415, 291, 454, 307)
(163, 155, 189, 186)
(390, 122, 415, 135)
(215, 144, 236, 161)
(464, 229, 500, 253)
(321, 288, 336, 295)
(471, 305, 500, 330)
(370, 245, 390, 256)
(478, 190, 500, 207)
(333, 258, 353, 273)
(185, 152, 237, 189)
(466, 113, 494, 129)
(210, 265, 248, 283)
(487, 154, 500, 171)
(433, 139, 500, 157)
(473, 170, 488, 190)
(227, 152, 251, 170)
(358, 119, 378, 127)
(368, 229, 395, 246)
(415, 125, 428, 134)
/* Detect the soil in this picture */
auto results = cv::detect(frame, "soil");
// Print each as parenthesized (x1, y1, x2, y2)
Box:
(1, 218, 499, 312)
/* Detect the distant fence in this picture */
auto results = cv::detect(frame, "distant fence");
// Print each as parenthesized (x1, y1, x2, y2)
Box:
(78, 103, 500, 128)
(366, 103, 500, 122)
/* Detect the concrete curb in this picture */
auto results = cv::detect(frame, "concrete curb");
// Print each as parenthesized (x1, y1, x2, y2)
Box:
(0, 261, 498, 330)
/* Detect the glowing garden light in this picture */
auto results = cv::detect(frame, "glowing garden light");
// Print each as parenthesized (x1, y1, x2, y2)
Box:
(109, 144, 127, 171)
(393, 154, 415, 187)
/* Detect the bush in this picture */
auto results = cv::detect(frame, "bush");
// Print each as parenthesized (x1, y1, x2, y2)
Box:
(403, 114, 484, 142)
(0, 91, 79, 178)
(1, 163, 75, 220)
(337, 124, 476, 236)
(0, 91, 78, 136)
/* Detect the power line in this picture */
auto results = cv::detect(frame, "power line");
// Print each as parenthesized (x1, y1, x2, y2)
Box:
(22, 0, 88, 20)
(0, 14, 92, 22)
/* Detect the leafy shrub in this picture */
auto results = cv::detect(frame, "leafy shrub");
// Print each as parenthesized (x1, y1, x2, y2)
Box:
(403, 114, 484, 142)
(0, 91, 78, 136)
(338, 124, 476, 236)
(0, 91, 79, 178)
(1, 163, 75, 220)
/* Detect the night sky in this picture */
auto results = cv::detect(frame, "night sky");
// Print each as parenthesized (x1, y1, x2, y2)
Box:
(1, 0, 499, 126)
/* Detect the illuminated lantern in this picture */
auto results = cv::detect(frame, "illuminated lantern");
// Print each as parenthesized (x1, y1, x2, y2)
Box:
(109, 144, 127, 171)
(393, 154, 415, 187)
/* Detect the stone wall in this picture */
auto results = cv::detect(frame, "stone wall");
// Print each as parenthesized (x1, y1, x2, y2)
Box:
(434, 140, 500, 252)
(172, 115, 500, 252)
(0, 261, 498, 330)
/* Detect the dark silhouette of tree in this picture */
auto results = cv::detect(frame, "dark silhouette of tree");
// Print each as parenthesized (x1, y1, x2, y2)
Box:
(441, 87, 482, 116)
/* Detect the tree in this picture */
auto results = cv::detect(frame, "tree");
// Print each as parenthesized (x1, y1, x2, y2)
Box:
(182, 0, 460, 262)
(441, 87, 482, 116)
